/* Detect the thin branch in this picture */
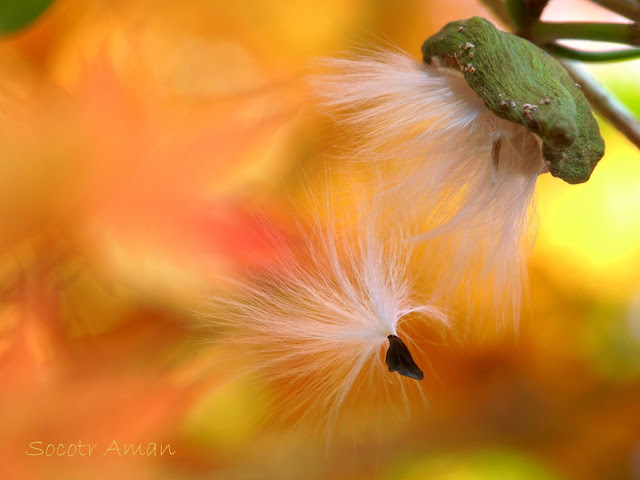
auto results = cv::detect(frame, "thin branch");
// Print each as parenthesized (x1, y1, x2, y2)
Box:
(545, 42, 640, 61)
(527, 21, 639, 45)
(560, 59, 640, 149)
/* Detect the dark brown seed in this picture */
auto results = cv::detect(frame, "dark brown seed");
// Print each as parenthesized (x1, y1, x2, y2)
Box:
(385, 335, 424, 380)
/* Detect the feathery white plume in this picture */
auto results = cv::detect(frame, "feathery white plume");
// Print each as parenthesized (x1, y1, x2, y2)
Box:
(203, 207, 449, 433)
(314, 49, 543, 331)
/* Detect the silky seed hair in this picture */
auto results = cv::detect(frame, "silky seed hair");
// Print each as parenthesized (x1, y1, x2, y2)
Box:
(313, 49, 542, 332)
(201, 199, 449, 435)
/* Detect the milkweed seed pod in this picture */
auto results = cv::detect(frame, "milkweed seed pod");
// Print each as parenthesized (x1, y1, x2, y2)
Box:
(313, 17, 604, 331)
(422, 16, 604, 184)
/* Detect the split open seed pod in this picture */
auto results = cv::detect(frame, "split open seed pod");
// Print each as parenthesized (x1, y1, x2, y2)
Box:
(422, 16, 605, 184)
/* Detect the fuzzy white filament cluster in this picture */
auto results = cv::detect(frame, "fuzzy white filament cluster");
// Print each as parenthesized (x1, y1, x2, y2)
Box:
(205, 48, 544, 432)
(206, 215, 448, 429)
(314, 49, 543, 331)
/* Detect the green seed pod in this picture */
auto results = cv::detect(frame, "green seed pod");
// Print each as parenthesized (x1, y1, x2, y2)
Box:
(422, 16, 605, 184)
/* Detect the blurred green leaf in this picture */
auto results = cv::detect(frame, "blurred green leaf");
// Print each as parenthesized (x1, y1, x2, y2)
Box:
(613, 84, 640, 117)
(388, 448, 564, 480)
(582, 304, 640, 383)
(0, 0, 54, 34)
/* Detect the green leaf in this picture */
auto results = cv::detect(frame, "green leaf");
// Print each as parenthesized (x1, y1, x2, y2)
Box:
(0, 0, 54, 35)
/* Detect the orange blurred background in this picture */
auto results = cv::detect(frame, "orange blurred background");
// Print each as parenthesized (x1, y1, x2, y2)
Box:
(0, 0, 639, 479)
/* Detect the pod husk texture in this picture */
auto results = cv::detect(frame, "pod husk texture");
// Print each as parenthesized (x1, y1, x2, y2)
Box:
(422, 17, 604, 184)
